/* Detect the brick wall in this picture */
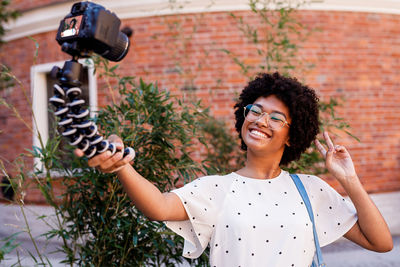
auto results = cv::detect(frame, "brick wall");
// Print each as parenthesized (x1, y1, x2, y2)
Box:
(1, 9, 400, 203)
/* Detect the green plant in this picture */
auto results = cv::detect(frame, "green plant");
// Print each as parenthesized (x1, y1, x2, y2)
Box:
(0, 157, 54, 266)
(0, 62, 56, 265)
(199, 116, 245, 175)
(26, 57, 212, 266)
(0, 0, 21, 94)
(0, 34, 215, 267)
(0, 0, 20, 92)
(223, 0, 317, 78)
(153, 3, 215, 93)
(0, 232, 21, 262)
(0, 0, 19, 44)
(0, 64, 15, 91)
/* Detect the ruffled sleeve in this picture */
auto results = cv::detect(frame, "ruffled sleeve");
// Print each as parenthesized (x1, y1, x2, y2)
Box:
(300, 174, 358, 247)
(164, 175, 227, 258)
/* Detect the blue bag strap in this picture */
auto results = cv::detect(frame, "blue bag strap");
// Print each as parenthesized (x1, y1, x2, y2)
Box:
(290, 174, 326, 267)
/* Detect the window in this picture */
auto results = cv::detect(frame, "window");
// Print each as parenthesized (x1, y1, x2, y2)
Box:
(31, 60, 97, 171)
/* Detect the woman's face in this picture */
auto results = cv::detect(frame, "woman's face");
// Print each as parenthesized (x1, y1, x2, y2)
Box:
(241, 95, 291, 156)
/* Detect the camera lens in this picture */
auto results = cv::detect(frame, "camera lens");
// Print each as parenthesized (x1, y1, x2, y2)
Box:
(102, 31, 130, 62)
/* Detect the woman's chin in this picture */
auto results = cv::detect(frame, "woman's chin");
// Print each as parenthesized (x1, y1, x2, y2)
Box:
(245, 139, 271, 153)
(245, 133, 271, 148)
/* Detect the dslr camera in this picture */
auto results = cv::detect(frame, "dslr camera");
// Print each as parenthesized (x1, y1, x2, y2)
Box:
(56, 1, 130, 62)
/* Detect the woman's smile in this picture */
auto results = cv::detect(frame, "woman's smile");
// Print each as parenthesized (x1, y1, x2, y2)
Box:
(248, 127, 271, 140)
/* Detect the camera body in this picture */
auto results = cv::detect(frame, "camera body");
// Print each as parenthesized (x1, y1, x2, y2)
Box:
(56, 1, 129, 62)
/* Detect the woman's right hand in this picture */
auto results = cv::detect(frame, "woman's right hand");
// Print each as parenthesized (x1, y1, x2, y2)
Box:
(74, 134, 134, 173)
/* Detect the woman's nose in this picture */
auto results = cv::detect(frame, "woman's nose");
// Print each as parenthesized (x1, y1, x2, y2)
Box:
(255, 113, 269, 127)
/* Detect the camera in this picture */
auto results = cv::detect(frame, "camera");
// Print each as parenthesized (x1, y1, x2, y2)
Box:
(56, 1, 130, 62)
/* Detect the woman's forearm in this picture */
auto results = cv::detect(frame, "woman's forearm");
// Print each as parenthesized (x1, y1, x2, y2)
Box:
(341, 176, 393, 251)
(116, 164, 171, 221)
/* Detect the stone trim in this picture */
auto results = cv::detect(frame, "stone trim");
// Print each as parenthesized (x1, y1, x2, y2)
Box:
(4, 0, 400, 41)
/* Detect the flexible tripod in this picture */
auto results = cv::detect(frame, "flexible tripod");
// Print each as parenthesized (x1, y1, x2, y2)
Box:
(49, 58, 135, 159)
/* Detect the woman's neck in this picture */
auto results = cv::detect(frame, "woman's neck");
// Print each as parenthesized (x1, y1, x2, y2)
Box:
(237, 151, 282, 179)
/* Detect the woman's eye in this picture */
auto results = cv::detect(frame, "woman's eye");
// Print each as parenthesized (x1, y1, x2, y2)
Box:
(251, 109, 261, 115)
(270, 115, 283, 122)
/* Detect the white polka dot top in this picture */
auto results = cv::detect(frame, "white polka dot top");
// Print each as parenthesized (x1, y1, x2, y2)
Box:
(164, 170, 357, 267)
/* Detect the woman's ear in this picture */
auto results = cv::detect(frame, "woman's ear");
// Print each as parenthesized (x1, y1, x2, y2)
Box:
(285, 139, 290, 147)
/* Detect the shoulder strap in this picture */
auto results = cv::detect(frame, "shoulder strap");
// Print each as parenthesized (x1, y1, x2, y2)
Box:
(290, 174, 326, 267)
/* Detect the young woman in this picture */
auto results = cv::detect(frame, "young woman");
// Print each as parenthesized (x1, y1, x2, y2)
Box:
(75, 72, 393, 266)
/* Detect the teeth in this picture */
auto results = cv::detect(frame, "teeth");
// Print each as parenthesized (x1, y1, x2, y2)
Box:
(251, 130, 268, 139)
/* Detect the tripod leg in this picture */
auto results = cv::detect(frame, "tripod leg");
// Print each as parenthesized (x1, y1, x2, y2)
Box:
(49, 60, 135, 161)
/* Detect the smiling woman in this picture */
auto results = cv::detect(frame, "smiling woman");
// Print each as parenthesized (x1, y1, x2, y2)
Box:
(240, 95, 292, 168)
(75, 71, 393, 267)
(234, 72, 319, 166)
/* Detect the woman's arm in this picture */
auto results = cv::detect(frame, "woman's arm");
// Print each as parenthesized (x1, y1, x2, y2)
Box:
(75, 135, 188, 222)
(315, 131, 393, 252)
(116, 164, 188, 221)
(341, 177, 393, 252)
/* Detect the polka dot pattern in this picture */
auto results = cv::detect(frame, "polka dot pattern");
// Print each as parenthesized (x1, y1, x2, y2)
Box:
(164, 171, 357, 266)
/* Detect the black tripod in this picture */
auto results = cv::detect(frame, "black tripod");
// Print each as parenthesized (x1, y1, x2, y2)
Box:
(49, 58, 135, 159)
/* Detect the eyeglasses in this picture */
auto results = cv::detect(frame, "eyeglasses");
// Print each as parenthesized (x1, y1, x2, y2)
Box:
(243, 104, 290, 130)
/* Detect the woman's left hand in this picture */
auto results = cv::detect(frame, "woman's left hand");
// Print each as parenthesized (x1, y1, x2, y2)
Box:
(315, 131, 357, 183)
(316, 132, 393, 253)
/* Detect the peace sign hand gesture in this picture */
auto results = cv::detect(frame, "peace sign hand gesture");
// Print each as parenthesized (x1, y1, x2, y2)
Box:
(315, 131, 358, 183)
(315, 133, 393, 253)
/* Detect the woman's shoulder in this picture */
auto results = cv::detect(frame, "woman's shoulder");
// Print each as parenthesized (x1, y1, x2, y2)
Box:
(293, 173, 332, 190)
(174, 173, 235, 200)
(193, 172, 237, 184)
(295, 173, 321, 180)
(178, 173, 236, 188)
(293, 173, 344, 201)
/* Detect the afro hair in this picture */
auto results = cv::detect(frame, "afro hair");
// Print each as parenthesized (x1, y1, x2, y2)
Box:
(234, 72, 320, 165)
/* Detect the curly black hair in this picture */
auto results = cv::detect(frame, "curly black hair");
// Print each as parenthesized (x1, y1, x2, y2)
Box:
(234, 72, 320, 166)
